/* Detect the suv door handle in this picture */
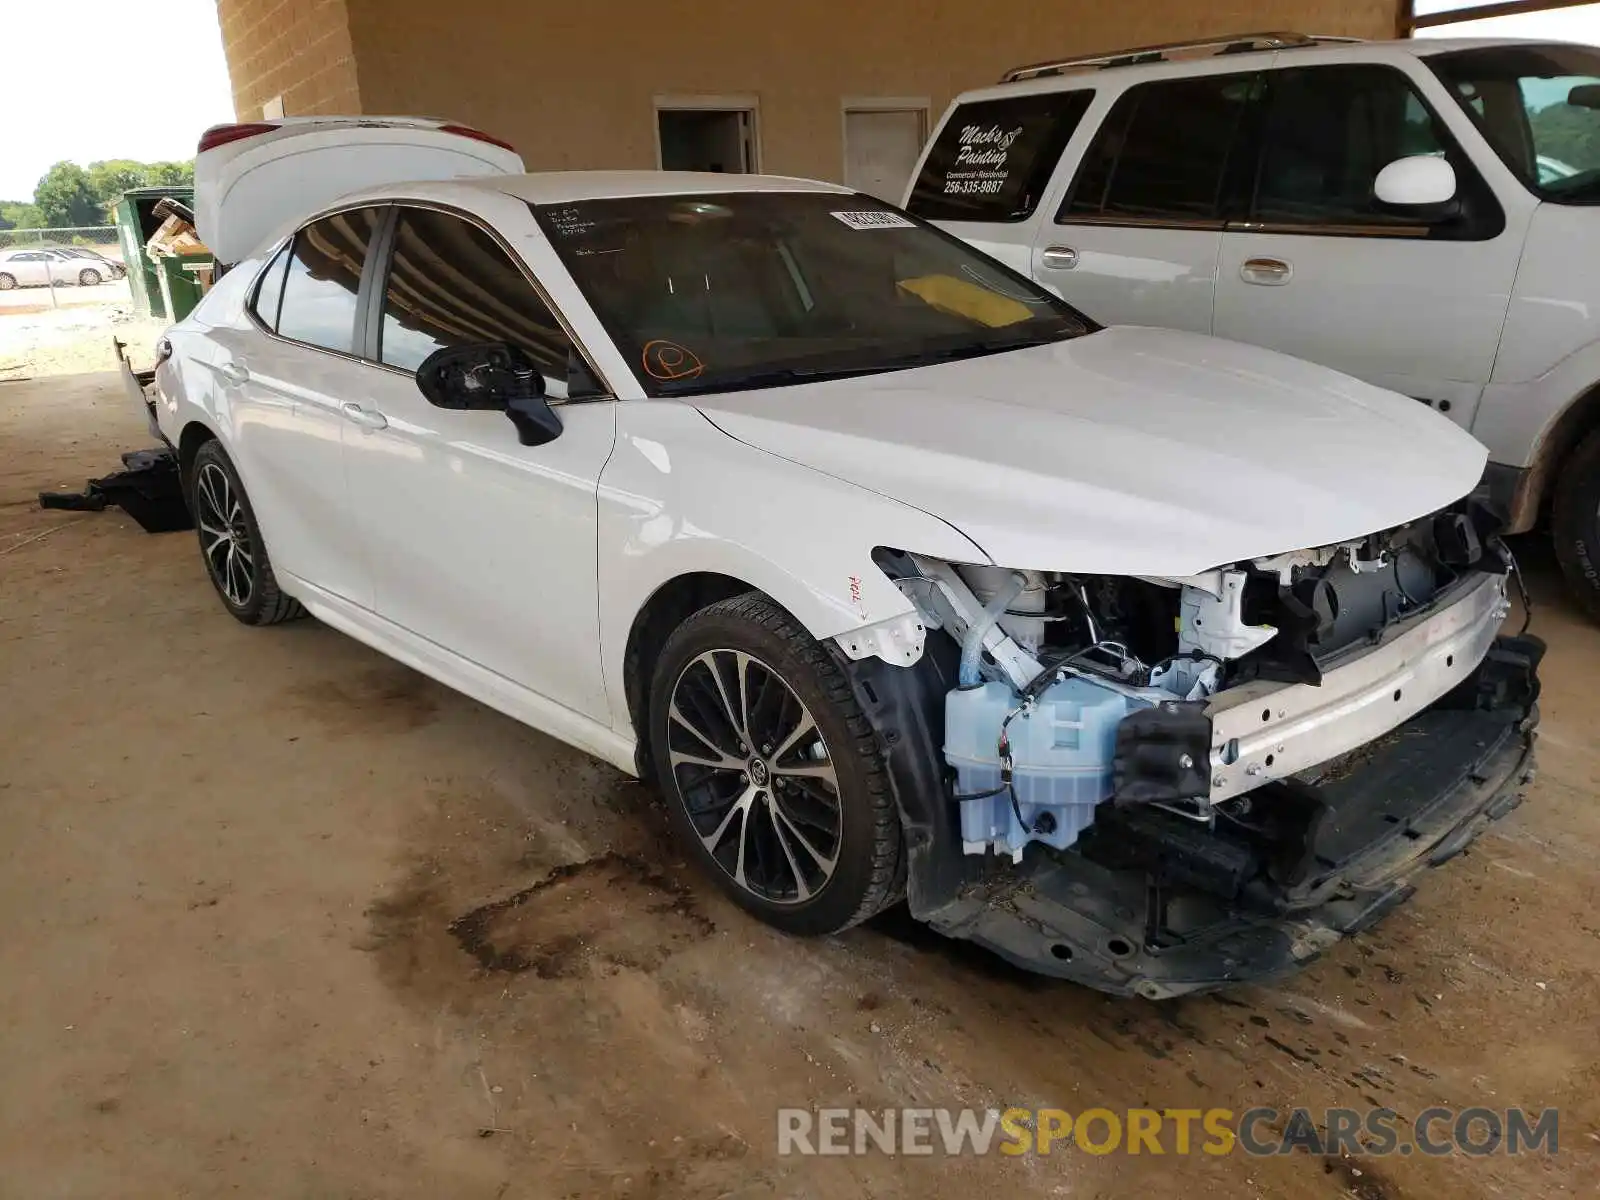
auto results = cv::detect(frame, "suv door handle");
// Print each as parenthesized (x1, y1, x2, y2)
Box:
(1040, 245, 1079, 271)
(1240, 257, 1292, 286)
(216, 360, 251, 386)
(340, 402, 388, 432)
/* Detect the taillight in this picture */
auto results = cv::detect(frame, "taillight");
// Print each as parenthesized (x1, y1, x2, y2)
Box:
(438, 123, 517, 154)
(197, 122, 278, 153)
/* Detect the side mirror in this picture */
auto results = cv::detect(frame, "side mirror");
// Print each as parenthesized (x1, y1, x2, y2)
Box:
(1374, 155, 1459, 218)
(416, 342, 562, 447)
(1568, 83, 1600, 109)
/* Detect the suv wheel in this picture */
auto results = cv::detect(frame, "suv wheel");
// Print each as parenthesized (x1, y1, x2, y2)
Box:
(190, 441, 305, 626)
(648, 593, 904, 935)
(1553, 428, 1600, 621)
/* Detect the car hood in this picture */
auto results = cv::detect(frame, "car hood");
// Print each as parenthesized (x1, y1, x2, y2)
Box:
(691, 326, 1487, 577)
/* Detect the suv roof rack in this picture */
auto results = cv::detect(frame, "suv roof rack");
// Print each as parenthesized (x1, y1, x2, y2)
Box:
(1000, 32, 1361, 83)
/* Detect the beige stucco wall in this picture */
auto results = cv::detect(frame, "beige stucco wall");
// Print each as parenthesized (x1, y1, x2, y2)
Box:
(218, 0, 1403, 181)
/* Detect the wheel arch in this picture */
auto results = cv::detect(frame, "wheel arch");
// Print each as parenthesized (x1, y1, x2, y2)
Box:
(1516, 379, 1600, 531)
(622, 571, 785, 780)
(177, 419, 220, 491)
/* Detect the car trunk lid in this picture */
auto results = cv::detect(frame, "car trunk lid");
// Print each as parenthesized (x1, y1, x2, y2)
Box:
(194, 116, 524, 265)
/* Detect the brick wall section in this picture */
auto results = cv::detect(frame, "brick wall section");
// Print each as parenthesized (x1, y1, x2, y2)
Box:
(216, 0, 1404, 175)
(216, 0, 362, 119)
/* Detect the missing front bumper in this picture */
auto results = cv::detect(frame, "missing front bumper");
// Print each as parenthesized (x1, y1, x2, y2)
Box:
(920, 635, 1541, 998)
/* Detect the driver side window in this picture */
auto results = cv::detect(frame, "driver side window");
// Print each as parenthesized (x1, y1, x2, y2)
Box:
(378, 208, 580, 398)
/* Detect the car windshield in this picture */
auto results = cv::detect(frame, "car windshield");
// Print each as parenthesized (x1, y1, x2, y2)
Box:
(1429, 44, 1600, 203)
(533, 192, 1089, 396)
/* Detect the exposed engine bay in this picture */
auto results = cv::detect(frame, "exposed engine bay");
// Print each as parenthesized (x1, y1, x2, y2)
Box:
(852, 498, 1542, 997)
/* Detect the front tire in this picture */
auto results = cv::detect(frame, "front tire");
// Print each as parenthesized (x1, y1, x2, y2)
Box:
(79, 268, 102, 286)
(189, 440, 305, 626)
(648, 593, 904, 936)
(1553, 428, 1600, 622)
(0, 273, 15, 291)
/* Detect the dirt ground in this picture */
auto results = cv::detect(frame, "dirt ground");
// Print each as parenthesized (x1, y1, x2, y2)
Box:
(0, 279, 135, 319)
(1, 363, 1597, 1198)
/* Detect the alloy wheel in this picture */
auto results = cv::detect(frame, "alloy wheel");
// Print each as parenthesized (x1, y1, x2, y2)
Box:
(195, 462, 255, 608)
(666, 649, 842, 904)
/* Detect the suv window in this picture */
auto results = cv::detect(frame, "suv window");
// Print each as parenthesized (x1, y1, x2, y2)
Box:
(1063, 74, 1258, 224)
(1429, 44, 1600, 205)
(1251, 64, 1497, 235)
(907, 91, 1094, 222)
(274, 206, 384, 354)
(378, 207, 578, 394)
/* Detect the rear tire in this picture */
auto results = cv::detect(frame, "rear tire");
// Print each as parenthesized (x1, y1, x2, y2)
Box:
(78, 268, 102, 286)
(648, 592, 904, 936)
(189, 440, 305, 626)
(1553, 428, 1600, 622)
(0, 273, 15, 291)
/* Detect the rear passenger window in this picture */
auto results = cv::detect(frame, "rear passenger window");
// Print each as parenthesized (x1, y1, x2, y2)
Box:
(1062, 74, 1259, 224)
(274, 206, 384, 354)
(249, 242, 291, 331)
(378, 207, 581, 394)
(907, 91, 1093, 222)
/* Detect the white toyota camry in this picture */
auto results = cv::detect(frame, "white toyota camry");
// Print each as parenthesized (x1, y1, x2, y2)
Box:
(134, 120, 1541, 998)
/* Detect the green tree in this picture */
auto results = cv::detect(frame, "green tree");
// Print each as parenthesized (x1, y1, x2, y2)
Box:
(87, 159, 150, 211)
(33, 162, 100, 227)
(145, 160, 195, 188)
(0, 202, 43, 230)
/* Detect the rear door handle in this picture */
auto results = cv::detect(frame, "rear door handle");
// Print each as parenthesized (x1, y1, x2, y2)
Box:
(1040, 245, 1079, 271)
(1240, 257, 1292, 286)
(340, 402, 388, 432)
(216, 360, 250, 386)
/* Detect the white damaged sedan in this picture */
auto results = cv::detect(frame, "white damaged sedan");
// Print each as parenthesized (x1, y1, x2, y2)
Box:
(142, 148, 1541, 997)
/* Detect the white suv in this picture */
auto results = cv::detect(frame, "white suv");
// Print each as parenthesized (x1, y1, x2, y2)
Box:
(909, 34, 1600, 617)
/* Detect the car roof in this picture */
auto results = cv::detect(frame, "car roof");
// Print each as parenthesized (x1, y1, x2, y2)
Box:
(968, 36, 1591, 102)
(338, 170, 856, 208)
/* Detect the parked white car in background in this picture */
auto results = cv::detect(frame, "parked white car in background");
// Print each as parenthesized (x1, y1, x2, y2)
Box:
(133, 123, 1542, 997)
(910, 34, 1600, 619)
(0, 246, 116, 288)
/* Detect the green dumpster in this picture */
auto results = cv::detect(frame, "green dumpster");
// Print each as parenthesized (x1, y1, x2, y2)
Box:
(111, 186, 212, 321)
(151, 252, 213, 323)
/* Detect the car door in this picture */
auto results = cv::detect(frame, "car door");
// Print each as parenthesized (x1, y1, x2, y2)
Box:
(1038, 71, 1261, 333)
(340, 201, 616, 722)
(6, 251, 49, 285)
(39, 251, 70, 284)
(1212, 62, 1530, 427)
(206, 205, 387, 608)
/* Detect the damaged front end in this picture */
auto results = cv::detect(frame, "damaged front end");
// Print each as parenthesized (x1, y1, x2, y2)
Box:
(849, 501, 1540, 997)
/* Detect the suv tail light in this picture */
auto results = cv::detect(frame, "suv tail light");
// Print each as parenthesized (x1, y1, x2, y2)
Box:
(197, 123, 278, 153)
(438, 123, 517, 154)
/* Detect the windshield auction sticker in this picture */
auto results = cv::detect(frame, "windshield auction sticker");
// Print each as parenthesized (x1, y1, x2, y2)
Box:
(830, 211, 917, 230)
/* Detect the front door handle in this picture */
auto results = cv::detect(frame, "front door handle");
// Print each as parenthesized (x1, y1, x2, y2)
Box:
(1040, 245, 1079, 271)
(1240, 257, 1292, 286)
(340, 402, 388, 432)
(216, 360, 250, 386)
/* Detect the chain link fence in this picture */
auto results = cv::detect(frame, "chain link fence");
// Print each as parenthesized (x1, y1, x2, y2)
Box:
(0, 226, 123, 260)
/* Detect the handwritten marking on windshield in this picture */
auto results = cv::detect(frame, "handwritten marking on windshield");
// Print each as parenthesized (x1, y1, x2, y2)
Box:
(642, 340, 705, 381)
